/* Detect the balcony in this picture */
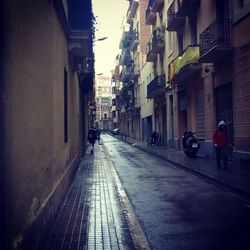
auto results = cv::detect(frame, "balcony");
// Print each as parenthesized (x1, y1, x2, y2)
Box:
(166, 1, 185, 31)
(146, 28, 165, 62)
(120, 87, 130, 104)
(153, 26, 165, 52)
(176, 0, 200, 17)
(68, 30, 93, 73)
(151, 0, 164, 13)
(169, 45, 201, 83)
(130, 30, 139, 51)
(134, 97, 141, 108)
(130, 62, 140, 80)
(127, 98, 135, 112)
(122, 79, 134, 91)
(145, 5, 157, 25)
(119, 49, 131, 65)
(199, 19, 233, 63)
(119, 24, 132, 49)
(147, 74, 166, 99)
(127, 0, 139, 23)
(127, 97, 140, 112)
(146, 41, 157, 62)
(120, 65, 132, 83)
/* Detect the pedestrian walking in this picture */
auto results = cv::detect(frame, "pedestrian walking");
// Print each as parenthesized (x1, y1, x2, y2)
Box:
(96, 128, 101, 145)
(150, 131, 159, 146)
(213, 120, 232, 169)
(88, 128, 97, 154)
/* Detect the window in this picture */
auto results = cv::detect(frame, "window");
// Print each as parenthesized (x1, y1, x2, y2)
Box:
(64, 68, 68, 143)
(189, 14, 197, 45)
(168, 32, 173, 50)
(101, 97, 110, 105)
(177, 32, 183, 54)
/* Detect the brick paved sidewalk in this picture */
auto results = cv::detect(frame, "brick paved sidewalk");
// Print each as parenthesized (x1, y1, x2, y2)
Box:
(45, 144, 135, 250)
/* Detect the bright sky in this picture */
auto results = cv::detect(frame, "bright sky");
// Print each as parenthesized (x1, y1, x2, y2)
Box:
(92, 0, 129, 76)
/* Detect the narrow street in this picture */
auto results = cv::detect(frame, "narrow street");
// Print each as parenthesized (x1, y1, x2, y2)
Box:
(2, 1, 250, 250)
(46, 134, 250, 250)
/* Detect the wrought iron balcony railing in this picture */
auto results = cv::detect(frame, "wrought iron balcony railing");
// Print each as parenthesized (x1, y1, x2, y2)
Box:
(119, 49, 131, 65)
(177, 0, 200, 17)
(152, 26, 165, 50)
(127, 0, 139, 23)
(147, 74, 166, 98)
(151, 0, 164, 13)
(199, 19, 232, 62)
(130, 30, 139, 50)
(130, 62, 140, 79)
(120, 65, 132, 82)
(145, 5, 156, 25)
(146, 41, 156, 62)
(146, 28, 165, 61)
(166, 0, 184, 31)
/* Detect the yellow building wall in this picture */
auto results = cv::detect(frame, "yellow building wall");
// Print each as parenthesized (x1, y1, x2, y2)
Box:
(4, 1, 81, 246)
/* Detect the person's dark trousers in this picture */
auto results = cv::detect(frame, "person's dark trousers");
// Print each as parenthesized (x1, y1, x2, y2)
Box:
(215, 147, 222, 168)
(223, 157, 228, 169)
(215, 147, 228, 169)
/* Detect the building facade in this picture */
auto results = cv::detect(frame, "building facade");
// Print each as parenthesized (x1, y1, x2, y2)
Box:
(95, 75, 112, 131)
(118, 0, 154, 141)
(117, 0, 250, 158)
(145, 0, 166, 145)
(0, 0, 94, 249)
(232, 0, 250, 154)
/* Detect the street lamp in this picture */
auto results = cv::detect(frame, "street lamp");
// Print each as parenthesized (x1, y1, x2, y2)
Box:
(94, 37, 108, 46)
(96, 37, 108, 41)
(94, 36, 108, 79)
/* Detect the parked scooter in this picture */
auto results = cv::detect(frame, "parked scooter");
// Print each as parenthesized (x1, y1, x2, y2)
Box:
(182, 131, 200, 157)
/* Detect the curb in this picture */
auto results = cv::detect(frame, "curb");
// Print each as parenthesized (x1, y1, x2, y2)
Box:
(114, 135, 250, 202)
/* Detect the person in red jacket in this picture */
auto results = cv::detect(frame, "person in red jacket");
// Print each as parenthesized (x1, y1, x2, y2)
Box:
(213, 120, 232, 169)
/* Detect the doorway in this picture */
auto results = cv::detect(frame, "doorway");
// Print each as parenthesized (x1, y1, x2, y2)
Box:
(178, 91, 187, 148)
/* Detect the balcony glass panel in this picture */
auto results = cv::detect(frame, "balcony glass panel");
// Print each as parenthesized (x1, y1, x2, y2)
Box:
(169, 46, 199, 80)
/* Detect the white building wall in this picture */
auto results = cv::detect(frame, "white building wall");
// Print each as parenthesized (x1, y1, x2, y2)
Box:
(140, 62, 154, 119)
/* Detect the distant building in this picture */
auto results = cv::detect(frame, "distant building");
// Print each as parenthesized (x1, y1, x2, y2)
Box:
(95, 75, 112, 130)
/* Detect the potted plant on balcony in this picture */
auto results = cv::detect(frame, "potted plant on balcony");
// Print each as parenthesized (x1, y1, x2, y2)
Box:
(154, 24, 165, 42)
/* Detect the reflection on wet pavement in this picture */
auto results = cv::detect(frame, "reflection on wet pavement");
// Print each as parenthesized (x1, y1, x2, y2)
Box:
(45, 145, 135, 250)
